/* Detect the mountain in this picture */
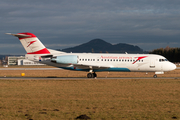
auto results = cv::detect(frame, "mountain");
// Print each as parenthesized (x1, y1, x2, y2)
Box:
(62, 39, 144, 53)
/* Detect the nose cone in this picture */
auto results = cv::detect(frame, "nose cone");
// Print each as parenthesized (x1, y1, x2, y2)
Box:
(168, 63, 176, 71)
(172, 63, 177, 70)
(163, 62, 176, 71)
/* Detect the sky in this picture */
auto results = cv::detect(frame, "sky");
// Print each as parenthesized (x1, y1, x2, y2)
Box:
(1, 0, 180, 54)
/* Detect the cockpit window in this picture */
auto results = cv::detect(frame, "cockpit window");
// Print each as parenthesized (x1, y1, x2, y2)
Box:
(159, 59, 168, 62)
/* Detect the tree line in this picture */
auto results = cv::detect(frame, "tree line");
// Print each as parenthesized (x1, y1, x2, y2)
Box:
(149, 46, 180, 63)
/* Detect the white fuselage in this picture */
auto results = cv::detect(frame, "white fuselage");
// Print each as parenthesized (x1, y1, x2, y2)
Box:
(26, 53, 176, 73)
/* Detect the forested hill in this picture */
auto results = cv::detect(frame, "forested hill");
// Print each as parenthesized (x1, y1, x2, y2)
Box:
(149, 46, 180, 62)
(62, 39, 144, 53)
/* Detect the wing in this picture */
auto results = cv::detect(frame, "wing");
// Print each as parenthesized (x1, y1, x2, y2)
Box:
(73, 63, 110, 70)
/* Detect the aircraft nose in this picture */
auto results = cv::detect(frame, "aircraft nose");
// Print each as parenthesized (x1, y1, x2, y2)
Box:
(169, 63, 176, 71)
(163, 62, 176, 71)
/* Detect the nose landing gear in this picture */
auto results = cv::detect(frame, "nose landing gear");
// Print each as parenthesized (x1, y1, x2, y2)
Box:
(87, 72, 97, 78)
(153, 74, 157, 78)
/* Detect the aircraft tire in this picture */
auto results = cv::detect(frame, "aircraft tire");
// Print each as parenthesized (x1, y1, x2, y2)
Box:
(153, 74, 157, 78)
(87, 73, 94, 78)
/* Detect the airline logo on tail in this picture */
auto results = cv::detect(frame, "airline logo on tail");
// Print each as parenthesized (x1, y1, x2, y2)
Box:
(27, 40, 37, 47)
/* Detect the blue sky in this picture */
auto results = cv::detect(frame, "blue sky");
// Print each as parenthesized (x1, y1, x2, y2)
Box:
(1, 0, 180, 54)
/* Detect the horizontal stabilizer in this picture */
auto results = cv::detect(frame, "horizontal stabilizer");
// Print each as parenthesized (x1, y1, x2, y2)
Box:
(6, 33, 31, 38)
(41, 55, 53, 58)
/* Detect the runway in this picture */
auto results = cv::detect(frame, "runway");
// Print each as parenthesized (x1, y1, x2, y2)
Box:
(0, 67, 179, 70)
(0, 77, 179, 80)
(0, 68, 62, 70)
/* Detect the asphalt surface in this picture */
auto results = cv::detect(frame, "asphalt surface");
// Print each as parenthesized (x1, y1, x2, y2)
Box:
(0, 67, 179, 70)
(0, 68, 62, 70)
(0, 77, 179, 80)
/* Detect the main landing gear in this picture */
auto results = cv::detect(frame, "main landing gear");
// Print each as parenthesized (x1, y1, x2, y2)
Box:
(87, 72, 97, 78)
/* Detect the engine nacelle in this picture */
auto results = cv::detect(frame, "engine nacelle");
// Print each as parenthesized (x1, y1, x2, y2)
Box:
(51, 55, 78, 64)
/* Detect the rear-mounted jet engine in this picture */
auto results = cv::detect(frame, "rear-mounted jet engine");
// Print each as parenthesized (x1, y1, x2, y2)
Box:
(51, 55, 78, 64)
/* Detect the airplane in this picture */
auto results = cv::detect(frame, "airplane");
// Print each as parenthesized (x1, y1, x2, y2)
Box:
(6, 32, 176, 78)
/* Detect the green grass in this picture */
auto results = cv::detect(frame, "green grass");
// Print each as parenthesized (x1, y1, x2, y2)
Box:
(0, 79, 180, 120)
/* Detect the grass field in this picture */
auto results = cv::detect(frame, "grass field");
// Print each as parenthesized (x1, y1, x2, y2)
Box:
(0, 67, 180, 119)
(1, 79, 180, 120)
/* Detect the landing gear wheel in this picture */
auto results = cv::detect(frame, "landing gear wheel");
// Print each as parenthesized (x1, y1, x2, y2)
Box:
(153, 74, 157, 78)
(87, 73, 94, 78)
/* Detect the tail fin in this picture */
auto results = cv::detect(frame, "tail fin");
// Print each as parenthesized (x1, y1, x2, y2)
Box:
(6, 32, 50, 54)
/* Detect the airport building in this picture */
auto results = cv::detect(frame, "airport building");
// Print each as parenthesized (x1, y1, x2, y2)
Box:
(18, 59, 44, 65)
(8, 56, 44, 65)
(8, 56, 25, 65)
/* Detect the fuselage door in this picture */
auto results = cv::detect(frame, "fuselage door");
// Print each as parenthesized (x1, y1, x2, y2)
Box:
(77, 56, 79, 63)
(150, 59, 155, 68)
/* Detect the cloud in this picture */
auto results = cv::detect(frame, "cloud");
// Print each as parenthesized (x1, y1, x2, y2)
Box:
(0, 44, 21, 48)
(1, 0, 180, 54)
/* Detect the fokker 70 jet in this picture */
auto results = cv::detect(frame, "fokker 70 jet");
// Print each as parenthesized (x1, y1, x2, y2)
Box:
(6, 33, 176, 78)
